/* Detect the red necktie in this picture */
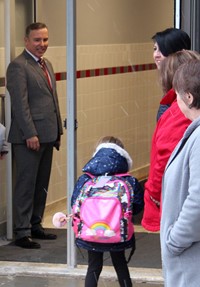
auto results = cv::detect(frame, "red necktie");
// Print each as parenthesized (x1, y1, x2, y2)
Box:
(38, 58, 52, 89)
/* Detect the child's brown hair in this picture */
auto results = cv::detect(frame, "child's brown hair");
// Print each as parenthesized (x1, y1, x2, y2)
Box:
(95, 136, 124, 149)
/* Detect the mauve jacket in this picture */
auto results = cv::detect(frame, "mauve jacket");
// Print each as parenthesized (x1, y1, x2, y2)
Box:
(161, 117, 200, 287)
(142, 89, 191, 232)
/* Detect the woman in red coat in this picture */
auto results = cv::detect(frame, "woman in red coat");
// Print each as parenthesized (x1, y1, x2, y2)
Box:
(142, 50, 200, 232)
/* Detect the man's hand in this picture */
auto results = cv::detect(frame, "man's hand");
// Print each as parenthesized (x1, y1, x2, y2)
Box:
(26, 136, 40, 151)
(54, 141, 60, 151)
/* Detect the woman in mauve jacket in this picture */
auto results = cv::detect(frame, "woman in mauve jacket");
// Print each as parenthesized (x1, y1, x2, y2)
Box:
(161, 58, 200, 287)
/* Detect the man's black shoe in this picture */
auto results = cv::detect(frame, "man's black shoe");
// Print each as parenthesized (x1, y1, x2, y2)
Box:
(31, 229, 57, 240)
(15, 236, 41, 249)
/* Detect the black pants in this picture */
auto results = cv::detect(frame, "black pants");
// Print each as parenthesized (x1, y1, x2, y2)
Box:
(85, 250, 132, 287)
(13, 143, 54, 239)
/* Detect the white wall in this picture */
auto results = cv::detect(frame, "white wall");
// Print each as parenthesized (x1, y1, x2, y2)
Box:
(0, 0, 174, 236)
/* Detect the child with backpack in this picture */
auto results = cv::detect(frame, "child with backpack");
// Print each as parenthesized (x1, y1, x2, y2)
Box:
(53, 136, 144, 287)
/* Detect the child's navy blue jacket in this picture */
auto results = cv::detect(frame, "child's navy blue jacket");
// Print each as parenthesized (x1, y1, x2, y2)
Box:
(71, 143, 144, 252)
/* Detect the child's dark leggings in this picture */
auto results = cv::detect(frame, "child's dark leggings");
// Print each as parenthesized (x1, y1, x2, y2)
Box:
(85, 250, 132, 287)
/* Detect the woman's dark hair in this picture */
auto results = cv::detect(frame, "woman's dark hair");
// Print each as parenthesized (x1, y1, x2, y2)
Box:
(173, 59, 200, 109)
(152, 28, 191, 57)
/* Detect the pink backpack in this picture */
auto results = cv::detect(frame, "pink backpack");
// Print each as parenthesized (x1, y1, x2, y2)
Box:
(72, 173, 134, 244)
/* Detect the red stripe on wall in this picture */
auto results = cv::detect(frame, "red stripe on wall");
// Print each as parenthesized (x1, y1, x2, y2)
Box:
(55, 73, 61, 81)
(104, 68, 108, 75)
(95, 69, 100, 76)
(76, 70, 81, 78)
(85, 70, 90, 77)
(0, 63, 156, 87)
(128, 66, 132, 72)
(112, 67, 116, 74)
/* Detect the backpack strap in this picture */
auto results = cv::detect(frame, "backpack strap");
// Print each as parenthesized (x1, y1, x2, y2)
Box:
(126, 246, 135, 263)
(126, 235, 136, 263)
(84, 172, 94, 178)
(115, 173, 131, 177)
(84, 172, 131, 178)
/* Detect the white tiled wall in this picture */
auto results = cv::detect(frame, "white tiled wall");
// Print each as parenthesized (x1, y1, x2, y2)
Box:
(46, 42, 161, 205)
(0, 42, 162, 230)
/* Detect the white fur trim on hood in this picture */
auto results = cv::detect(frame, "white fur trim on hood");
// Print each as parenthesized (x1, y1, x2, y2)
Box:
(93, 142, 133, 170)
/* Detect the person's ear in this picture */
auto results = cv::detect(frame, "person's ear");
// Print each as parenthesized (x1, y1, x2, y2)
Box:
(186, 92, 194, 109)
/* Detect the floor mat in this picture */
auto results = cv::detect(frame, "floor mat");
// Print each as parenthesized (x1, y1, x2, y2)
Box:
(0, 229, 161, 268)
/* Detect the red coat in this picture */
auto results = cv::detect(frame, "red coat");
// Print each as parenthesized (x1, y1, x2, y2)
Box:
(141, 89, 191, 231)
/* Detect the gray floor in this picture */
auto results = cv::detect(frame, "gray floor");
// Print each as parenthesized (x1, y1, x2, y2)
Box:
(0, 230, 161, 269)
(0, 200, 163, 286)
(0, 275, 164, 287)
